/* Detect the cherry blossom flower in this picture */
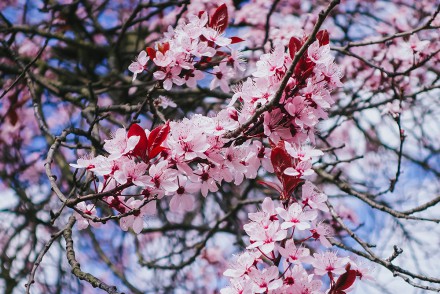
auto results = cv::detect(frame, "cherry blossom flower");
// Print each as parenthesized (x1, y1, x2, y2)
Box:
(120, 198, 156, 234)
(308, 41, 332, 65)
(169, 175, 200, 212)
(244, 221, 287, 254)
(223, 250, 260, 278)
(221, 277, 254, 294)
(281, 264, 309, 287)
(252, 141, 274, 173)
(227, 49, 246, 72)
(183, 69, 205, 88)
(189, 165, 218, 197)
(263, 109, 293, 143)
(154, 95, 177, 109)
(253, 44, 285, 78)
(278, 240, 310, 264)
(301, 181, 328, 212)
(248, 197, 278, 223)
(74, 202, 100, 230)
(210, 62, 232, 92)
(284, 142, 324, 161)
(153, 66, 185, 90)
(148, 160, 178, 196)
(202, 27, 232, 46)
(284, 275, 323, 294)
(248, 266, 283, 293)
(153, 50, 173, 67)
(310, 222, 333, 248)
(113, 160, 150, 187)
(276, 203, 317, 230)
(351, 260, 375, 281)
(104, 128, 140, 160)
(311, 251, 350, 276)
(70, 154, 96, 170)
(284, 160, 314, 177)
(128, 50, 149, 81)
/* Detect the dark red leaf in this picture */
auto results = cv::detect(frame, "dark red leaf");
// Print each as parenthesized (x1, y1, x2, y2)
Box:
(149, 146, 167, 160)
(147, 121, 170, 159)
(127, 124, 148, 159)
(230, 36, 245, 44)
(316, 30, 330, 46)
(283, 176, 303, 195)
(209, 4, 228, 34)
(146, 47, 156, 59)
(270, 144, 291, 177)
(333, 270, 357, 291)
(289, 36, 302, 59)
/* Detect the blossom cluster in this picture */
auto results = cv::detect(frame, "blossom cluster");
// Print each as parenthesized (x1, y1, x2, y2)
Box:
(129, 4, 244, 91)
(221, 196, 372, 294)
(71, 5, 342, 239)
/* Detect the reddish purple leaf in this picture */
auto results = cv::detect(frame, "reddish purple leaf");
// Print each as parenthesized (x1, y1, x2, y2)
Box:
(230, 36, 245, 44)
(209, 4, 228, 34)
(146, 47, 156, 60)
(289, 36, 302, 59)
(127, 123, 148, 159)
(316, 30, 330, 46)
(147, 121, 170, 159)
(333, 270, 357, 291)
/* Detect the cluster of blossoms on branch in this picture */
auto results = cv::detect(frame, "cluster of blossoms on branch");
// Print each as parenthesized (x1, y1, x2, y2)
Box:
(128, 4, 244, 91)
(69, 5, 372, 292)
(71, 4, 342, 236)
(221, 195, 372, 294)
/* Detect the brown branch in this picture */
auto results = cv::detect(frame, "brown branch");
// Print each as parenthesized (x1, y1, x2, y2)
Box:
(63, 216, 122, 294)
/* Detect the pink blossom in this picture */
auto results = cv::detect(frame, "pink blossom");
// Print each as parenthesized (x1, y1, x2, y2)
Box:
(284, 142, 324, 161)
(153, 50, 173, 67)
(153, 66, 185, 90)
(120, 199, 156, 234)
(278, 240, 310, 264)
(263, 109, 293, 143)
(113, 160, 150, 187)
(311, 251, 350, 276)
(189, 165, 218, 197)
(183, 69, 205, 88)
(301, 181, 328, 212)
(248, 266, 282, 293)
(74, 202, 100, 230)
(223, 250, 260, 278)
(202, 27, 232, 46)
(244, 221, 287, 254)
(284, 160, 314, 177)
(310, 222, 333, 248)
(154, 95, 177, 109)
(128, 50, 149, 81)
(104, 128, 140, 160)
(248, 197, 278, 223)
(148, 160, 178, 196)
(276, 203, 317, 230)
(253, 44, 285, 78)
(169, 175, 200, 212)
(210, 62, 232, 92)
(221, 277, 254, 294)
(308, 41, 332, 65)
